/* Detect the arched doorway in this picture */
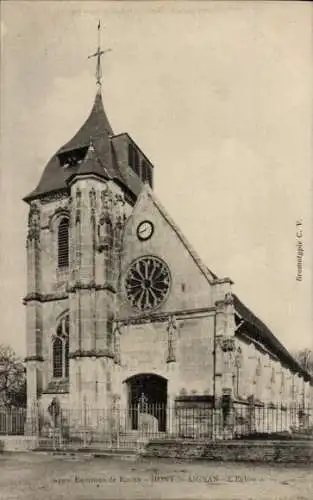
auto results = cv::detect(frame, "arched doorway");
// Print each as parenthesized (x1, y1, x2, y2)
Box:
(125, 373, 167, 432)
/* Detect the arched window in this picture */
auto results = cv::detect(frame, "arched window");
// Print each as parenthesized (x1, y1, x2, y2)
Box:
(53, 337, 63, 378)
(58, 218, 69, 268)
(53, 314, 69, 379)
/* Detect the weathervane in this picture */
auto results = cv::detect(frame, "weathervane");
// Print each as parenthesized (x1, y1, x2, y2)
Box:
(88, 21, 111, 89)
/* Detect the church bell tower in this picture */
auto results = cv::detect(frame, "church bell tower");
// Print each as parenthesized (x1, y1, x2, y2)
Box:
(23, 23, 155, 424)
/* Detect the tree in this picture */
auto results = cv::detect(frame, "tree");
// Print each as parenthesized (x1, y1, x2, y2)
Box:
(0, 345, 26, 408)
(293, 348, 313, 377)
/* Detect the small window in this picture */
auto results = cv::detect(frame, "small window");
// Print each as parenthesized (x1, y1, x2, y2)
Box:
(58, 218, 69, 268)
(58, 146, 88, 168)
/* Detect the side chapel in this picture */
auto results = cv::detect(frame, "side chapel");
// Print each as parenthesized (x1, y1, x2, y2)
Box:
(23, 39, 313, 436)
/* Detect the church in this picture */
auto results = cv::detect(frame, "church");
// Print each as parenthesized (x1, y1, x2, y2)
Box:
(23, 36, 313, 439)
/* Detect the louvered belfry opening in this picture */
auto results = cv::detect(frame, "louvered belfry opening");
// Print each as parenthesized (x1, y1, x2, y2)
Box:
(58, 218, 69, 268)
(141, 160, 153, 187)
(128, 142, 140, 176)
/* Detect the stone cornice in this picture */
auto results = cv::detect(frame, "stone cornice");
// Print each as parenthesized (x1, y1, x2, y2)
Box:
(23, 292, 68, 304)
(24, 355, 44, 363)
(37, 189, 69, 204)
(67, 282, 116, 293)
(116, 305, 216, 326)
(69, 349, 115, 359)
(23, 282, 117, 304)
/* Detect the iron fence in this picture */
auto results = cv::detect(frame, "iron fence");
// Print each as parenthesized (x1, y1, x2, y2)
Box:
(0, 408, 26, 435)
(1, 403, 313, 447)
(36, 402, 313, 447)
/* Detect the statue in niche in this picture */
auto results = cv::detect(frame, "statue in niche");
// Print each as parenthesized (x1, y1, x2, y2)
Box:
(166, 315, 178, 363)
(220, 336, 235, 353)
(113, 323, 121, 365)
(114, 192, 125, 206)
(224, 292, 233, 305)
(97, 215, 113, 252)
(47, 397, 61, 428)
(101, 188, 112, 211)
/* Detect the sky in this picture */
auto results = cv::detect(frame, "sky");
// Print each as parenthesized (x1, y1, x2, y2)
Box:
(0, 1, 312, 358)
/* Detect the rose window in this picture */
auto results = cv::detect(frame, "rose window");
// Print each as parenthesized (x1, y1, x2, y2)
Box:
(125, 256, 171, 311)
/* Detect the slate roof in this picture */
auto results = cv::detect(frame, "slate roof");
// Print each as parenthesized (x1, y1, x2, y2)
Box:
(234, 294, 312, 382)
(24, 91, 142, 202)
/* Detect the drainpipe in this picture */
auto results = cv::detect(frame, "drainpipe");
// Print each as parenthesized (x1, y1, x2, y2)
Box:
(213, 309, 217, 409)
(212, 307, 217, 439)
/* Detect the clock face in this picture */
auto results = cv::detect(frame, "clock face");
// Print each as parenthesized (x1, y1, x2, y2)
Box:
(137, 220, 154, 241)
(125, 256, 171, 312)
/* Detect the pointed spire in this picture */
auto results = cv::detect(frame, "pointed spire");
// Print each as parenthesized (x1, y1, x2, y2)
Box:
(58, 91, 114, 154)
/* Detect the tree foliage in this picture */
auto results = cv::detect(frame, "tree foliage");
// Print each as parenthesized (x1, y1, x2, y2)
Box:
(0, 345, 26, 408)
(293, 348, 313, 376)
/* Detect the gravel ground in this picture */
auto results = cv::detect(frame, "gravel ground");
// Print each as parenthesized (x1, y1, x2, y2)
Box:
(0, 452, 312, 500)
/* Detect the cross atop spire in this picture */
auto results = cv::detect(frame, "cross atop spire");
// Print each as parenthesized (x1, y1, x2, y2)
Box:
(88, 21, 111, 89)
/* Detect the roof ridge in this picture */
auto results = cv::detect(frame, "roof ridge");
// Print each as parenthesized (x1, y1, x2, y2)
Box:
(233, 294, 313, 383)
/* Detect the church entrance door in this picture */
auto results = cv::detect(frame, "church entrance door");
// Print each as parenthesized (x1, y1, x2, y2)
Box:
(126, 373, 167, 432)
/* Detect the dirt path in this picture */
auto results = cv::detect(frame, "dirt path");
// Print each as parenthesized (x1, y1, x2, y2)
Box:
(0, 452, 312, 499)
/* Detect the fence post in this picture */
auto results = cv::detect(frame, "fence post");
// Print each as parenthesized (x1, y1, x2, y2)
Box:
(52, 406, 56, 450)
(116, 403, 120, 449)
(59, 412, 63, 449)
(83, 397, 87, 448)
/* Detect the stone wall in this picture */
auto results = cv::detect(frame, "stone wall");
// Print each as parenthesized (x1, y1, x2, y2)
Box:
(0, 436, 38, 452)
(144, 438, 313, 463)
